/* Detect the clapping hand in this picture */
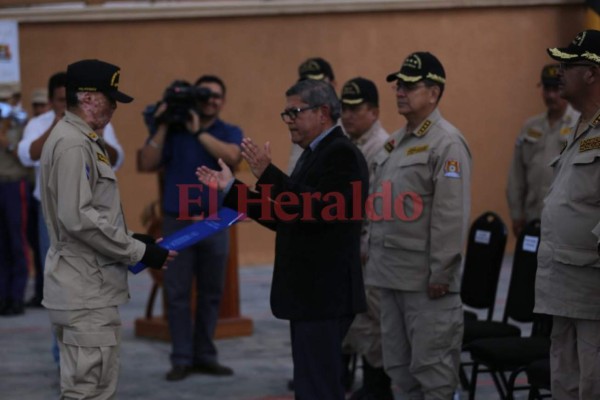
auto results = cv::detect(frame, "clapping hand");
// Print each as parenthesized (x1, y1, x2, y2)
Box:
(241, 137, 271, 179)
(196, 158, 234, 191)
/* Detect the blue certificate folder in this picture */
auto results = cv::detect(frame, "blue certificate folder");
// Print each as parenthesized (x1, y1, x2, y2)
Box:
(129, 207, 245, 274)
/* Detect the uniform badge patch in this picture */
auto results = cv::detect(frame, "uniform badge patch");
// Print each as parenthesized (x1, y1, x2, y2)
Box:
(560, 126, 571, 136)
(384, 139, 396, 153)
(406, 145, 428, 156)
(579, 136, 600, 152)
(88, 131, 99, 140)
(527, 129, 542, 139)
(97, 152, 110, 165)
(443, 159, 461, 178)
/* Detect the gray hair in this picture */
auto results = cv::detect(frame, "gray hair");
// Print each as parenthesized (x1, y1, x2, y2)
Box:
(286, 80, 341, 122)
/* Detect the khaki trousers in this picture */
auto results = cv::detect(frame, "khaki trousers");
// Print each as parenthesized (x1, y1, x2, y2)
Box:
(343, 284, 384, 367)
(551, 316, 600, 400)
(380, 290, 463, 400)
(48, 307, 121, 400)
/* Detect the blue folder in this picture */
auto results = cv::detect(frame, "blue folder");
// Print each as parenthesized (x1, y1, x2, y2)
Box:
(129, 207, 245, 274)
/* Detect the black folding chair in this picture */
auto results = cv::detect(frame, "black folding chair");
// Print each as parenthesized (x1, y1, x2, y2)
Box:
(466, 220, 548, 400)
(458, 211, 508, 388)
(525, 358, 552, 399)
(461, 211, 508, 321)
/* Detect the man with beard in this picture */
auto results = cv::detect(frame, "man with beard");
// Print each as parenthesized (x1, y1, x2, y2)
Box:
(40, 59, 174, 399)
(536, 30, 600, 399)
(506, 64, 579, 237)
(138, 75, 242, 381)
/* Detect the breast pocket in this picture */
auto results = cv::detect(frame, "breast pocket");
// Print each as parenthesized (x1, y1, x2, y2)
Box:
(396, 153, 433, 195)
(570, 152, 600, 204)
(94, 162, 118, 211)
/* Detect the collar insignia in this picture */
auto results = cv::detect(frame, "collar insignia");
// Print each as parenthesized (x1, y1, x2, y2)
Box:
(414, 120, 431, 137)
(97, 152, 110, 165)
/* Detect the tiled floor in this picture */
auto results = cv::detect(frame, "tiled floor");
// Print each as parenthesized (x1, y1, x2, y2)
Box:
(0, 258, 540, 399)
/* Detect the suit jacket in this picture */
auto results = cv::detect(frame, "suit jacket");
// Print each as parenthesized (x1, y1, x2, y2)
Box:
(224, 127, 368, 320)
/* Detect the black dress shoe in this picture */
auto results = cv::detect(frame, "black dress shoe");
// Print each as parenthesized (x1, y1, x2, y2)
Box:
(165, 365, 191, 381)
(7, 301, 25, 316)
(192, 362, 233, 376)
(26, 296, 43, 308)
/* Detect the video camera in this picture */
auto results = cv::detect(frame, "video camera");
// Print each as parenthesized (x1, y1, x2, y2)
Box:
(160, 80, 212, 127)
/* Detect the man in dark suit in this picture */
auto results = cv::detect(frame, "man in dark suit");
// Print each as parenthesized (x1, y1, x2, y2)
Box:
(197, 79, 368, 400)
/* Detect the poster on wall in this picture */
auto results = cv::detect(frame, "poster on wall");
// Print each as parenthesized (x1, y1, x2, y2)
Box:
(0, 20, 20, 85)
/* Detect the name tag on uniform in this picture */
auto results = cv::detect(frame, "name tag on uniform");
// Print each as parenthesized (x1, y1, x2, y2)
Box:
(579, 136, 600, 153)
(527, 129, 542, 139)
(406, 145, 428, 156)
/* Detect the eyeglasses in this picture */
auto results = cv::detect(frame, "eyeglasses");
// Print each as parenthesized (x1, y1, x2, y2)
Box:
(280, 105, 320, 122)
(393, 81, 427, 93)
(559, 62, 597, 70)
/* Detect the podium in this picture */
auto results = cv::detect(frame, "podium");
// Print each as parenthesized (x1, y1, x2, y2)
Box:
(134, 224, 254, 340)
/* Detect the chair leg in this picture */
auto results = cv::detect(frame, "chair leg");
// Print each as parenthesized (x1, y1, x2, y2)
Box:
(468, 362, 479, 400)
(506, 366, 527, 400)
(490, 370, 508, 400)
(528, 386, 538, 400)
(459, 362, 470, 390)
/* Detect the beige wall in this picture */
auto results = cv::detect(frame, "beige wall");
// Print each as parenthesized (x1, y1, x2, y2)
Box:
(16, 5, 584, 264)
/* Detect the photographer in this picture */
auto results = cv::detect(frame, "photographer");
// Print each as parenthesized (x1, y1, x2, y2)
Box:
(138, 75, 243, 381)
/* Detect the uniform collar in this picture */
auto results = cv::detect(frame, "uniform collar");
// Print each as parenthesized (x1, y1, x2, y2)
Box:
(587, 107, 600, 129)
(64, 110, 101, 142)
(351, 120, 383, 147)
(407, 107, 441, 138)
(382, 108, 441, 154)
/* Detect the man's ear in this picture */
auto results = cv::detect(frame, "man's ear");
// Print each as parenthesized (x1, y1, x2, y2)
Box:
(429, 85, 441, 104)
(584, 66, 599, 83)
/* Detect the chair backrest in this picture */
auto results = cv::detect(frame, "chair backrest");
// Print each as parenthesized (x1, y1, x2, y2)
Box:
(503, 219, 541, 323)
(461, 211, 508, 320)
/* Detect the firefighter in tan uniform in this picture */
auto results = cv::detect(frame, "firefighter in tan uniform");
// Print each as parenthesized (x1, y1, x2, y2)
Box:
(366, 52, 471, 400)
(506, 64, 579, 237)
(40, 59, 175, 400)
(339, 77, 392, 400)
(536, 30, 600, 400)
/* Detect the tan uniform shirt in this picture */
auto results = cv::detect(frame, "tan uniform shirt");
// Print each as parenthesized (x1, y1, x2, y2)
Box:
(350, 120, 389, 260)
(535, 110, 600, 320)
(365, 108, 471, 292)
(40, 111, 145, 310)
(507, 105, 579, 222)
